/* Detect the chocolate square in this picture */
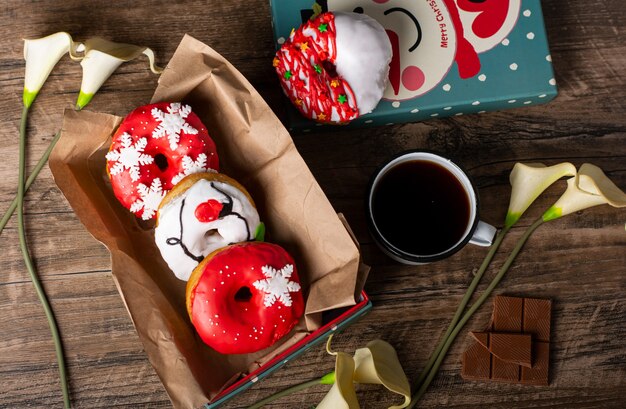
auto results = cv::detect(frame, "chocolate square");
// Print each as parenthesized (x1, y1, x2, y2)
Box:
(461, 332, 492, 380)
(492, 355, 520, 382)
(489, 333, 532, 368)
(521, 342, 550, 385)
(523, 298, 552, 342)
(492, 295, 523, 332)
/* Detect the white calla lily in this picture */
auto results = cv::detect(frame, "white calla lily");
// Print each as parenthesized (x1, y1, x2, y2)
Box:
(505, 162, 576, 227)
(317, 337, 411, 409)
(77, 37, 163, 109)
(353, 340, 411, 409)
(317, 351, 359, 409)
(543, 164, 626, 221)
(23, 32, 82, 107)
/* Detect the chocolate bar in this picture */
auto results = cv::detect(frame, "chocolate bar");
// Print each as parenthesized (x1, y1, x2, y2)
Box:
(461, 295, 552, 385)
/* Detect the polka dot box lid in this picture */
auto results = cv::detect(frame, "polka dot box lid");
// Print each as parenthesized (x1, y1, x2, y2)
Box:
(270, 0, 557, 131)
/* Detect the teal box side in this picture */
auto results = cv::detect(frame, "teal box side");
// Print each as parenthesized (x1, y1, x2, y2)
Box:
(269, 0, 557, 131)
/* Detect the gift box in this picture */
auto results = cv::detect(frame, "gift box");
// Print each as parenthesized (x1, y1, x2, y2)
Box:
(49, 35, 370, 408)
(269, 0, 557, 130)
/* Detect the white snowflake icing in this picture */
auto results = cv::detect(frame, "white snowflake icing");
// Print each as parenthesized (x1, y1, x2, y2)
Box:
(151, 103, 198, 150)
(105, 133, 154, 182)
(253, 264, 300, 308)
(171, 153, 215, 185)
(130, 178, 166, 220)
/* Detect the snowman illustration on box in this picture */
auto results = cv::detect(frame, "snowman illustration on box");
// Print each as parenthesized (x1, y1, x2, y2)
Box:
(305, 0, 520, 101)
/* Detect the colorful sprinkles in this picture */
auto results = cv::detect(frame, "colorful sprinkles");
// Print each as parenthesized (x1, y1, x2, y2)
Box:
(273, 12, 359, 124)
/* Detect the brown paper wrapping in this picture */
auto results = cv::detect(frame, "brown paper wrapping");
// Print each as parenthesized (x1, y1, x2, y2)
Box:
(49, 34, 368, 408)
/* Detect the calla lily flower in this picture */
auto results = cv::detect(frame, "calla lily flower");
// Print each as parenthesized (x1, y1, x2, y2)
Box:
(77, 37, 163, 109)
(318, 338, 411, 409)
(23, 32, 82, 108)
(505, 162, 576, 228)
(353, 340, 412, 409)
(318, 350, 359, 409)
(543, 163, 626, 221)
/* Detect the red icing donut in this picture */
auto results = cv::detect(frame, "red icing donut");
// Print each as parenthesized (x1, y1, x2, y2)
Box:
(186, 242, 305, 354)
(274, 12, 359, 124)
(106, 102, 219, 220)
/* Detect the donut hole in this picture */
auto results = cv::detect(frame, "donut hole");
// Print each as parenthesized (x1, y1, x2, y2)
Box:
(154, 153, 169, 171)
(234, 286, 253, 302)
(204, 229, 222, 240)
(322, 60, 338, 78)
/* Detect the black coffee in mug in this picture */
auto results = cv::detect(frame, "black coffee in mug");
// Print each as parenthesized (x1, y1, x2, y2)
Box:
(367, 151, 496, 265)
(371, 159, 471, 256)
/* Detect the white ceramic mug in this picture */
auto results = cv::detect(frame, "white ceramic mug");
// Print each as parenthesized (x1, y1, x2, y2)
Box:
(366, 151, 496, 265)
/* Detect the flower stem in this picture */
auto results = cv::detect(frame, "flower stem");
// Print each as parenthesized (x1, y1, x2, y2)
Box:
(17, 106, 70, 408)
(247, 377, 325, 409)
(1, 130, 61, 235)
(413, 226, 510, 390)
(408, 217, 544, 407)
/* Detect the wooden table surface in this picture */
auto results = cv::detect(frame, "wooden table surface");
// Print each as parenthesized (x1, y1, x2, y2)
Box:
(1, 1, 625, 408)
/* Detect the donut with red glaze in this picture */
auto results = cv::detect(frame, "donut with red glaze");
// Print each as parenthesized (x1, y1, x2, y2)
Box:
(186, 242, 305, 354)
(274, 11, 392, 124)
(106, 102, 219, 220)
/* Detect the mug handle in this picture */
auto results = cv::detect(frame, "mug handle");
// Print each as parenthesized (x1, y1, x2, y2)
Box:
(469, 221, 497, 247)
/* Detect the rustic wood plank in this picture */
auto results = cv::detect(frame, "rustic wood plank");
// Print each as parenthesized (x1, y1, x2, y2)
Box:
(1, 0, 625, 408)
(0, 273, 170, 408)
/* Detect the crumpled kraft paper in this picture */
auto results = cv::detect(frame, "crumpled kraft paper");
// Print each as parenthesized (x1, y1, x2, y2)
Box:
(49, 34, 368, 408)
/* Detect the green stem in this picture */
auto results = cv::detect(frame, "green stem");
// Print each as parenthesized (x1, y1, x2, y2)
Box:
(247, 378, 324, 409)
(0, 131, 61, 235)
(408, 217, 544, 407)
(413, 226, 510, 390)
(17, 106, 70, 408)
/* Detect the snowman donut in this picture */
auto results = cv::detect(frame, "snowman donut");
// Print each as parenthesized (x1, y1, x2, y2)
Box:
(155, 173, 261, 281)
(274, 11, 392, 124)
(186, 242, 305, 354)
(106, 102, 219, 220)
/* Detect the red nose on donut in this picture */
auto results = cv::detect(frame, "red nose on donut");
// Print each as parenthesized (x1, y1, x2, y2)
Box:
(195, 199, 224, 223)
(186, 242, 305, 354)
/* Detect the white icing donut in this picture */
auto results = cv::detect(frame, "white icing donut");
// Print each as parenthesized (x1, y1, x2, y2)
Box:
(273, 11, 391, 124)
(155, 175, 261, 281)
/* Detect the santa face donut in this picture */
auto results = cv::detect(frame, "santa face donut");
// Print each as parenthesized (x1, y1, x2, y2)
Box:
(155, 173, 261, 281)
(274, 11, 392, 124)
(106, 102, 219, 220)
(186, 242, 305, 354)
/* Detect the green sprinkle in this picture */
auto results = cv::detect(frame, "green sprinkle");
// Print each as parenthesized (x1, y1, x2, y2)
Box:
(284, 71, 292, 80)
(318, 23, 328, 32)
(337, 94, 347, 104)
(311, 2, 323, 19)
(314, 64, 322, 74)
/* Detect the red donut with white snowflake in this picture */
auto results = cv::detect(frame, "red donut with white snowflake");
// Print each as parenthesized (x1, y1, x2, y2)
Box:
(186, 242, 305, 354)
(106, 102, 219, 220)
(274, 11, 392, 124)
